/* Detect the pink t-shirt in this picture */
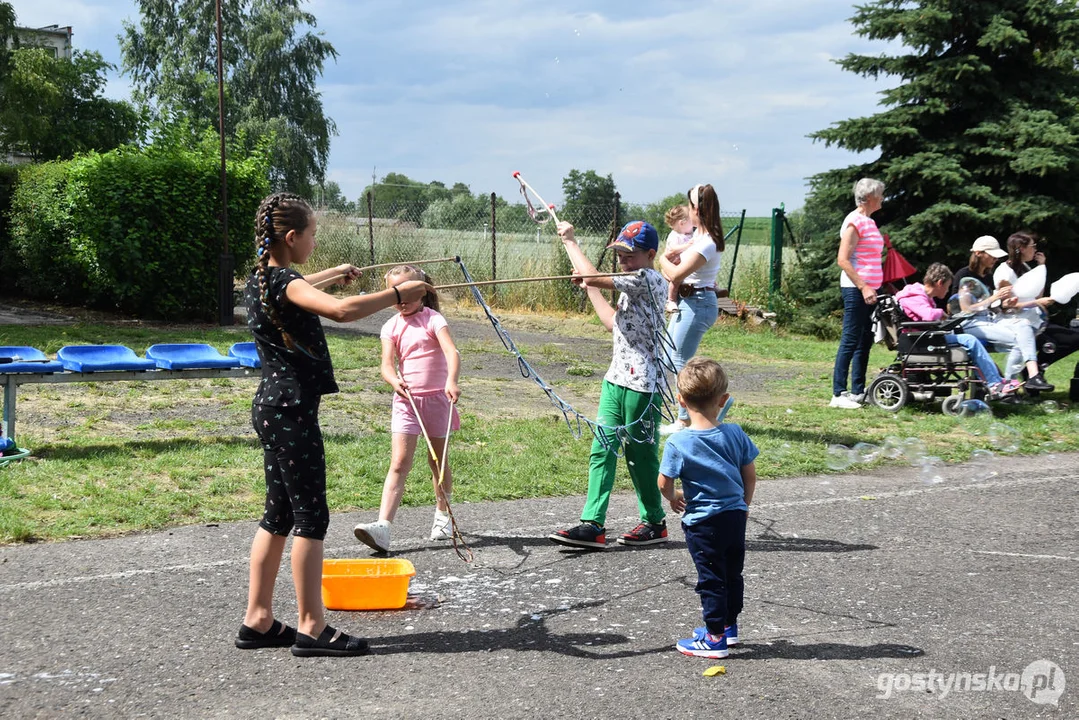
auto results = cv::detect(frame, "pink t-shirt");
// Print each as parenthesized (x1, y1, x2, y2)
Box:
(839, 210, 884, 290)
(380, 307, 449, 394)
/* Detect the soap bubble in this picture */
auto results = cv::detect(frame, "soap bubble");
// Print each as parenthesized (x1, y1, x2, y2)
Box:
(969, 448, 998, 479)
(819, 480, 836, 495)
(919, 456, 944, 485)
(1042, 341, 1057, 355)
(948, 277, 990, 316)
(988, 422, 1021, 453)
(959, 399, 992, 417)
(882, 435, 904, 459)
(825, 444, 854, 471)
(852, 442, 881, 463)
(774, 442, 793, 460)
(1042, 400, 1059, 414)
(902, 437, 928, 464)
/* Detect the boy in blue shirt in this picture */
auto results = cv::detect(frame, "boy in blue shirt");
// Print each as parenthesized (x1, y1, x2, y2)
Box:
(659, 357, 758, 658)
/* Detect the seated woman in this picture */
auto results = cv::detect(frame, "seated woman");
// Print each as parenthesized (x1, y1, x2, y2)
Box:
(951, 235, 1005, 297)
(952, 271, 1053, 391)
(895, 264, 1020, 398)
(994, 231, 1079, 379)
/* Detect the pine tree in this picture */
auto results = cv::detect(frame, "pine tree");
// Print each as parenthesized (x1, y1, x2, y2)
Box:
(800, 0, 1079, 312)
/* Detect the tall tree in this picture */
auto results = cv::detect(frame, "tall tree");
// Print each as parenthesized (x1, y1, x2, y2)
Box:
(0, 48, 140, 160)
(801, 0, 1079, 312)
(561, 169, 617, 233)
(120, 0, 337, 195)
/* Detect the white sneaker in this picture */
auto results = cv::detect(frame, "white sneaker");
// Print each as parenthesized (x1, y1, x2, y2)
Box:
(354, 520, 391, 552)
(829, 394, 862, 409)
(430, 510, 452, 541)
(659, 420, 687, 436)
(846, 391, 866, 404)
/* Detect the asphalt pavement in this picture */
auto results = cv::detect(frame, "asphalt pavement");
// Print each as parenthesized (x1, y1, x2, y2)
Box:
(1, 453, 1076, 719)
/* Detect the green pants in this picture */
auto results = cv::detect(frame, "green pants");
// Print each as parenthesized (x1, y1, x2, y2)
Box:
(580, 380, 665, 526)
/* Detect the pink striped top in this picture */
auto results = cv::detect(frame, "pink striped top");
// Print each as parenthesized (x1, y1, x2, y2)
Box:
(839, 210, 884, 290)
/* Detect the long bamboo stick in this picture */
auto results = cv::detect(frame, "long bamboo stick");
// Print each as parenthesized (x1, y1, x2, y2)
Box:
(435, 271, 638, 291)
(310, 256, 462, 290)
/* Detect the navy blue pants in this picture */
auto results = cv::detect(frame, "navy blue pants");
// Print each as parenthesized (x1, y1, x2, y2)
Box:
(832, 286, 875, 396)
(683, 510, 747, 635)
(251, 397, 329, 540)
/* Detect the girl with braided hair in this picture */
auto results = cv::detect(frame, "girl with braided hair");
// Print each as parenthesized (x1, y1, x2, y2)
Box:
(237, 192, 431, 658)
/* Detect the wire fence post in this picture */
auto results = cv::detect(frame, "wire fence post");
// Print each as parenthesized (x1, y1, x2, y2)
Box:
(490, 191, 497, 282)
(769, 203, 785, 308)
(366, 191, 375, 265)
(725, 209, 747, 295)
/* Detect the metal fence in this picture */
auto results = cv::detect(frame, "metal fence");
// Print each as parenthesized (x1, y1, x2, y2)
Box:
(299, 193, 750, 311)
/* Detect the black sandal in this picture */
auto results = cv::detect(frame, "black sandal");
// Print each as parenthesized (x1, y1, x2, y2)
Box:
(290, 625, 370, 657)
(235, 619, 297, 649)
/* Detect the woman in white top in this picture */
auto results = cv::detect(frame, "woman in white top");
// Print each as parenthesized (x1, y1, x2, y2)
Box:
(658, 183, 725, 434)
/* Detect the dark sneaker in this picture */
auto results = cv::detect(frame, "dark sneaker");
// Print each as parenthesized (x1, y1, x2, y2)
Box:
(617, 521, 668, 546)
(1025, 373, 1055, 392)
(549, 522, 606, 549)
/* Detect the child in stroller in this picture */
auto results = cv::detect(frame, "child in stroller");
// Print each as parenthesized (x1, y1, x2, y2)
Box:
(867, 264, 1021, 413)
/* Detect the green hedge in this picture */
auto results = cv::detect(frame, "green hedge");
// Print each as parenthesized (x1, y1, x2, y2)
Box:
(7, 145, 269, 319)
(0, 164, 19, 278)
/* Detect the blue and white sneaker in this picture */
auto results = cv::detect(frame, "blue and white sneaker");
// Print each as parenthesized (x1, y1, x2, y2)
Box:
(677, 633, 729, 658)
(693, 624, 739, 646)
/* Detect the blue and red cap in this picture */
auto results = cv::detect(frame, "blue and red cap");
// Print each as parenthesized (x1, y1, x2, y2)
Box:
(606, 220, 659, 253)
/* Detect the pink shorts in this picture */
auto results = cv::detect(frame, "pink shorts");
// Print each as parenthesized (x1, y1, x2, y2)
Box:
(391, 392, 460, 436)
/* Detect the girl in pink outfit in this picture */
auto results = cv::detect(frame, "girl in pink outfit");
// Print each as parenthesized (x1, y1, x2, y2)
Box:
(354, 266, 461, 553)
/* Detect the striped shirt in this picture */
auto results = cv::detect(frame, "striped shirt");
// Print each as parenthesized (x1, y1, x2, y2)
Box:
(839, 210, 884, 290)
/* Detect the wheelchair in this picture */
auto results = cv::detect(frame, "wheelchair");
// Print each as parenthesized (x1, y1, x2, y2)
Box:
(867, 294, 988, 415)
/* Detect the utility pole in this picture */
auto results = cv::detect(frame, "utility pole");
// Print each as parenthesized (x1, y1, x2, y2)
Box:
(215, 0, 233, 326)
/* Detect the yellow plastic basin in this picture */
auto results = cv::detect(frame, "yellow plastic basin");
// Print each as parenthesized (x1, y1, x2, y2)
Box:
(322, 558, 416, 611)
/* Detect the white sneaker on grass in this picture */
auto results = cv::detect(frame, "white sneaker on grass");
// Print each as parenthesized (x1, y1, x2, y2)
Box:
(829, 394, 862, 409)
(430, 510, 452, 541)
(353, 520, 391, 552)
(846, 391, 866, 404)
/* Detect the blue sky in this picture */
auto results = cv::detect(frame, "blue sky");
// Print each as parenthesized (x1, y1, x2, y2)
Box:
(14, 0, 892, 214)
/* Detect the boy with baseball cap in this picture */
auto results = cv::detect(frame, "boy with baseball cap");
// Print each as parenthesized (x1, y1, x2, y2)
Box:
(549, 220, 672, 548)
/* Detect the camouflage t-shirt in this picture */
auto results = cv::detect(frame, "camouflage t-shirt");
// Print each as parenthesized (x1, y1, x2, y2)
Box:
(604, 268, 669, 393)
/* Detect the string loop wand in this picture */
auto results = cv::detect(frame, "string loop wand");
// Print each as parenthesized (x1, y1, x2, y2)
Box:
(310, 256, 461, 290)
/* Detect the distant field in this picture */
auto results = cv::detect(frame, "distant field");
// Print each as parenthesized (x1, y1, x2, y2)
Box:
(300, 216, 781, 309)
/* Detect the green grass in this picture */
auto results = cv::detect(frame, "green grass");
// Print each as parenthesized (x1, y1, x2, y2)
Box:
(1, 319, 1076, 543)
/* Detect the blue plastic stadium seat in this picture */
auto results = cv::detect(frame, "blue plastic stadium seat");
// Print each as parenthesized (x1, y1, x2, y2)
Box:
(57, 345, 157, 373)
(0, 346, 64, 374)
(146, 343, 242, 370)
(228, 342, 261, 369)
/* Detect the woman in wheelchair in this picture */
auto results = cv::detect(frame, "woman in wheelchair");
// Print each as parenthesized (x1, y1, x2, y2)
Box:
(894, 264, 1021, 399)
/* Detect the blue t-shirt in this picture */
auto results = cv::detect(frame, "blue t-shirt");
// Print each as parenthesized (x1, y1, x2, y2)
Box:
(660, 423, 759, 525)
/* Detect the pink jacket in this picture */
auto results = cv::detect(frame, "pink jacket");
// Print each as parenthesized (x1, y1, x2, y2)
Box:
(894, 283, 944, 322)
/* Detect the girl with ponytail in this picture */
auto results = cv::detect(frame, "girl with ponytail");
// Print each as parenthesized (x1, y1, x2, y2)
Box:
(657, 183, 726, 434)
(238, 192, 431, 658)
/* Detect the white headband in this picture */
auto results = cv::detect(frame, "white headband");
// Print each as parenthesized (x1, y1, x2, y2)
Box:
(690, 184, 703, 208)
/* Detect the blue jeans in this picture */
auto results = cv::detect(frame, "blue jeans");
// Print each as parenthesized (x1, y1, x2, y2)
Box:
(962, 320, 1030, 379)
(947, 334, 1002, 385)
(833, 287, 875, 396)
(683, 510, 747, 635)
(667, 291, 719, 421)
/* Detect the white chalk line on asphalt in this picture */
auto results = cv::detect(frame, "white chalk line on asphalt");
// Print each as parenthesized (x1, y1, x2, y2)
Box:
(971, 550, 1078, 562)
(0, 472, 1071, 593)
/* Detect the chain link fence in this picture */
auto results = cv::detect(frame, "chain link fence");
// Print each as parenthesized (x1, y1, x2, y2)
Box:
(298, 193, 750, 311)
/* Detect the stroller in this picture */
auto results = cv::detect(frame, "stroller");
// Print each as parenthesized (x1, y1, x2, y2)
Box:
(867, 294, 989, 414)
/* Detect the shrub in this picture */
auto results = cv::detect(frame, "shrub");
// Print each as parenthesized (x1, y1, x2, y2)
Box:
(7, 143, 268, 319)
(0, 164, 19, 276)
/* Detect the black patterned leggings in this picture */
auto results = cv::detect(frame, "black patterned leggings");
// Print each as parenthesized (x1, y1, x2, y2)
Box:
(251, 398, 329, 540)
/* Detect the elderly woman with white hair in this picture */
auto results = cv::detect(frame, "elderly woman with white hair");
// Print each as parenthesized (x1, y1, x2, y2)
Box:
(830, 178, 886, 409)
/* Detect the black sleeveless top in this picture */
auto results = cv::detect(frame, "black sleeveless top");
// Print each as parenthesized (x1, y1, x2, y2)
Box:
(245, 267, 338, 407)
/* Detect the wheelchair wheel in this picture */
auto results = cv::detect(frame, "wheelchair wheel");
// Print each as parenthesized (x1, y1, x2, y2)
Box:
(868, 373, 909, 412)
(941, 395, 963, 416)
